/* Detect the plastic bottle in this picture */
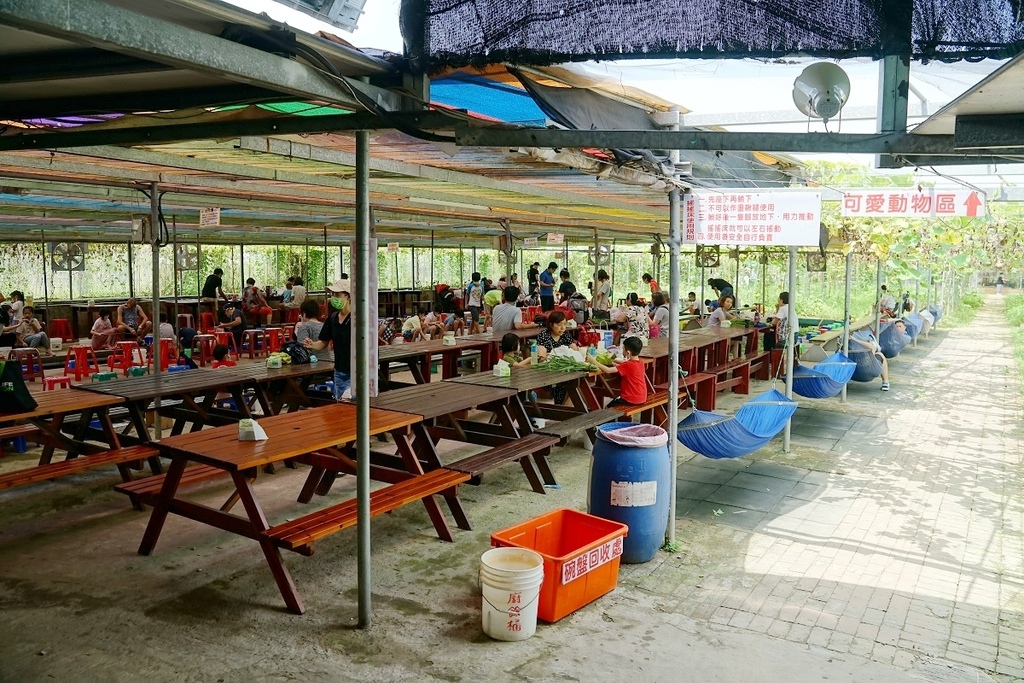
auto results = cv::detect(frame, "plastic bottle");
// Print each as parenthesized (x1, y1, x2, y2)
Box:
(530, 340, 539, 364)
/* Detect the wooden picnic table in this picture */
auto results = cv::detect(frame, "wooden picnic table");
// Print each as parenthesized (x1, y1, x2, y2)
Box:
(378, 337, 494, 385)
(806, 314, 874, 352)
(447, 365, 601, 419)
(0, 390, 126, 463)
(74, 361, 334, 440)
(136, 403, 457, 614)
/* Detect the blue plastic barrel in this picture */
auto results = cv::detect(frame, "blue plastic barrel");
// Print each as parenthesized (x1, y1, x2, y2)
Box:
(588, 422, 670, 563)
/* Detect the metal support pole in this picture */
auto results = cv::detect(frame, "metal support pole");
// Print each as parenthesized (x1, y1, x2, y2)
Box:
(430, 230, 435, 285)
(172, 219, 179, 332)
(323, 226, 329, 291)
(667, 189, 682, 546)
(841, 251, 852, 403)
(239, 244, 245, 288)
(355, 130, 372, 628)
(875, 260, 883, 334)
(411, 246, 417, 289)
(127, 239, 134, 298)
(782, 246, 796, 452)
(472, 247, 477, 274)
(40, 232, 49, 311)
(150, 183, 162, 441)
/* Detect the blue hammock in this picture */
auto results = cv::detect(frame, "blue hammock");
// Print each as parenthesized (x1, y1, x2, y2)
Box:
(926, 305, 942, 324)
(879, 321, 912, 358)
(906, 310, 929, 337)
(676, 388, 798, 459)
(789, 352, 856, 398)
(848, 345, 884, 382)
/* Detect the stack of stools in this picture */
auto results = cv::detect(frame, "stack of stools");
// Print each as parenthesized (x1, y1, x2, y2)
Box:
(176, 313, 194, 331)
(242, 329, 267, 359)
(107, 341, 145, 376)
(263, 327, 284, 353)
(9, 348, 44, 382)
(191, 334, 217, 367)
(47, 318, 73, 345)
(63, 345, 101, 382)
(214, 330, 239, 358)
(199, 312, 217, 334)
(148, 338, 178, 372)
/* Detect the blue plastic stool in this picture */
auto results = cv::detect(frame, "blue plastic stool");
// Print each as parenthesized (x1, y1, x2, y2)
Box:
(167, 364, 190, 373)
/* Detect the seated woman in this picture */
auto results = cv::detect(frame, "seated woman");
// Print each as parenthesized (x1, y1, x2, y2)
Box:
(648, 292, 670, 338)
(90, 308, 119, 350)
(536, 310, 581, 404)
(614, 292, 650, 343)
(706, 294, 738, 327)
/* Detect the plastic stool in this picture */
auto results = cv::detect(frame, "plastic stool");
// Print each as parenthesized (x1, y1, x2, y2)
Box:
(242, 329, 267, 359)
(9, 348, 44, 382)
(176, 313, 194, 330)
(127, 366, 149, 378)
(48, 318, 73, 342)
(191, 334, 217, 367)
(282, 308, 300, 325)
(167, 364, 191, 373)
(64, 345, 101, 382)
(282, 324, 296, 342)
(91, 371, 118, 382)
(107, 340, 145, 376)
(148, 338, 178, 372)
(199, 312, 217, 334)
(263, 327, 283, 353)
(214, 330, 239, 358)
(43, 376, 71, 390)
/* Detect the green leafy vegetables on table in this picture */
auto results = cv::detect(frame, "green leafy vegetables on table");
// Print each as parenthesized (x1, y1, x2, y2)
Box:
(537, 356, 592, 373)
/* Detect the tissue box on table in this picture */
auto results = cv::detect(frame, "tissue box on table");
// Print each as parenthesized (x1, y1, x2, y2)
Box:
(238, 418, 268, 441)
(442, 333, 457, 346)
(492, 359, 511, 377)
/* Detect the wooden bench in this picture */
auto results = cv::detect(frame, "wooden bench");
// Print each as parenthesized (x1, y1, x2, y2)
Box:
(711, 351, 771, 395)
(536, 408, 621, 446)
(655, 372, 718, 412)
(609, 390, 670, 426)
(448, 432, 561, 494)
(0, 444, 161, 499)
(264, 468, 471, 554)
(0, 424, 42, 457)
(114, 463, 231, 509)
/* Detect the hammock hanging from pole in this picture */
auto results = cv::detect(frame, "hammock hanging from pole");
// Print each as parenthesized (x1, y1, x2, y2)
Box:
(848, 345, 884, 382)
(676, 388, 798, 459)
(878, 321, 911, 358)
(789, 351, 856, 399)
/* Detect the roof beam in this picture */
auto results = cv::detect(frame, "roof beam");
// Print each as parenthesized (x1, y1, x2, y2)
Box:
(238, 136, 669, 219)
(954, 114, 1024, 150)
(0, 0, 398, 113)
(453, 126, 1024, 156)
(0, 48, 172, 84)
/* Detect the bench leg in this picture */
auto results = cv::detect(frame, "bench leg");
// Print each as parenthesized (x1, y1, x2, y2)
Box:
(518, 456, 547, 494)
(400, 428, 471, 532)
(733, 365, 751, 394)
(297, 466, 326, 503)
(532, 447, 557, 487)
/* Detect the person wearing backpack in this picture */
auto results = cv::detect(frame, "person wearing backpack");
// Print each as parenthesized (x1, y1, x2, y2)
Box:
(303, 278, 351, 400)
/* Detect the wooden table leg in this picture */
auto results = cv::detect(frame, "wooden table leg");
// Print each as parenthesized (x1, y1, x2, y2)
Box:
(229, 471, 305, 614)
(405, 425, 470, 531)
(138, 457, 187, 556)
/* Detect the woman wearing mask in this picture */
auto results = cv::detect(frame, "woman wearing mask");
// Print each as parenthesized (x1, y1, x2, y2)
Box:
(303, 279, 351, 400)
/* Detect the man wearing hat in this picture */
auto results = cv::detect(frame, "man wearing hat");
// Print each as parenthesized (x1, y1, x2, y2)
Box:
(304, 278, 351, 400)
(217, 301, 246, 351)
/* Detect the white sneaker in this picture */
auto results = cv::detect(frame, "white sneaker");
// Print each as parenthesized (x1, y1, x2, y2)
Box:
(880, 381, 890, 391)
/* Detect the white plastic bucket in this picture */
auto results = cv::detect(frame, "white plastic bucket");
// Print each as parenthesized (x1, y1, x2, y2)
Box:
(480, 547, 544, 641)
(50, 338, 62, 351)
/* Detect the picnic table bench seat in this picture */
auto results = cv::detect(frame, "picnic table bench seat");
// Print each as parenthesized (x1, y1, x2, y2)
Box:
(536, 408, 621, 445)
(654, 372, 718, 412)
(448, 432, 561, 494)
(114, 463, 231, 509)
(0, 424, 42, 456)
(0, 444, 161, 501)
(609, 390, 670, 425)
(264, 467, 471, 554)
(711, 351, 771, 394)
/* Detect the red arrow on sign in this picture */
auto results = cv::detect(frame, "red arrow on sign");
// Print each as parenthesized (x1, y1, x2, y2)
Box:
(964, 191, 983, 217)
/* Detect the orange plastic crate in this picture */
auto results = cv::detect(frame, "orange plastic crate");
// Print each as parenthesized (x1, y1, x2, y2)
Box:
(491, 508, 628, 623)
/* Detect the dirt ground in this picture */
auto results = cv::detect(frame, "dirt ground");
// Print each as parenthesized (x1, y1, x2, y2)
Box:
(0, 298, 1019, 683)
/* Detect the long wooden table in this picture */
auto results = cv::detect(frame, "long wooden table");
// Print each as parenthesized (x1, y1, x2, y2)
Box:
(378, 337, 495, 385)
(1, 390, 126, 463)
(446, 366, 600, 420)
(642, 325, 760, 381)
(74, 361, 334, 440)
(136, 403, 431, 614)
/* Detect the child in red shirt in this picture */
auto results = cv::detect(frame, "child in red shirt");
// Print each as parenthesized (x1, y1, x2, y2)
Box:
(211, 343, 236, 368)
(588, 336, 648, 406)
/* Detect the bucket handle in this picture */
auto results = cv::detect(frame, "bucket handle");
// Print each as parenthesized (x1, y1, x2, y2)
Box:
(482, 588, 542, 614)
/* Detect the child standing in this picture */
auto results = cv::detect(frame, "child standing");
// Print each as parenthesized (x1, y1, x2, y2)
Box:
(588, 336, 648, 407)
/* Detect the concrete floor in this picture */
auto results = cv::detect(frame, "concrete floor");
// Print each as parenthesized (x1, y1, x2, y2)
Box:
(0, 296, 1021, 683)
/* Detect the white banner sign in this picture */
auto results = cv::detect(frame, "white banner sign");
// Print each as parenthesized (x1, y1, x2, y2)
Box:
(387, 242, 400, 253)
(546, 232, 564, 245)
(523, 237, 538, 249)
(841, 189, 985, 218)
(684, 192, 821, 246)
(199, 207, 220, 227)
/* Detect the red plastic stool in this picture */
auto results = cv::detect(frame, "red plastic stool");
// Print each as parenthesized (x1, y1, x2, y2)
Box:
(199, 312, 217, 334)
(282, 324, 296, 342)
(263, 327, 283, 353)
(176, 313, 194, 330)
(48, 318, 73, 343)
(148, 338, 178, 372)
(63, 345, 100, 382)
(282, 308, 300, 325)
(44, 376, 72, 391)
(107, 341, 145, 376)
(191, 334, 217, 367)
(214, 331, 239, 358)
(242, 329, 267, 359)
(318, 304, 328, 320)
(10, 348, 45, 382)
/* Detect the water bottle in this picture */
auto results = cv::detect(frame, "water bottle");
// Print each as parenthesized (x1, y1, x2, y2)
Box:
(530, 341, 539, 364)
(588, 345, 597, 359)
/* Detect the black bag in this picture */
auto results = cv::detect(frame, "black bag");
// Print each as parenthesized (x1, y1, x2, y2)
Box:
(282, 341, 311, 365)
(0, 360, 38, 413)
